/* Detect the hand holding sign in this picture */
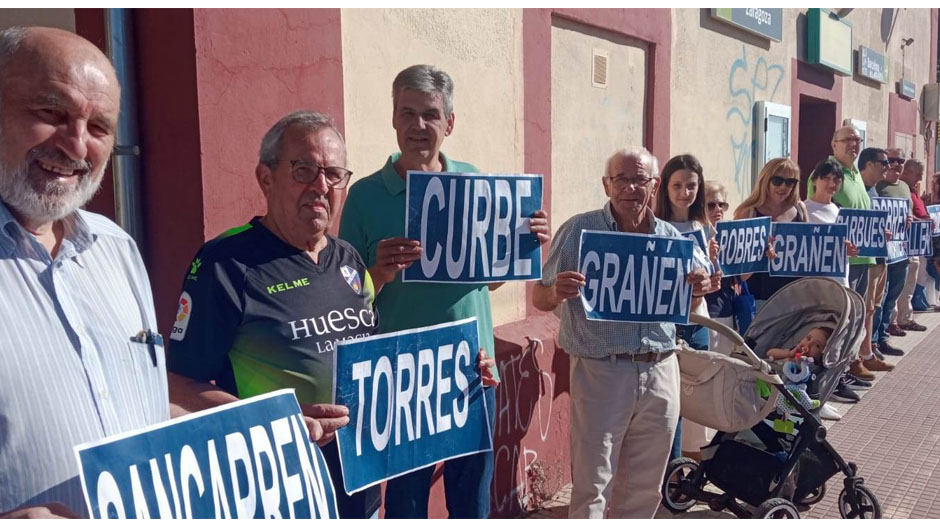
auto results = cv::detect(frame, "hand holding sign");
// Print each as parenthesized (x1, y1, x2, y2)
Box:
(529, 209, 551, 246)
(478, 349, 499, 387)
(301, 403, 349, 446)
(552, 270, 587, 304)
(371, 237, 422, 288)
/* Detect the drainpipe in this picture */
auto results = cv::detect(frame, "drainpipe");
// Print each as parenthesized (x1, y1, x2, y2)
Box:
(104, 8, 145, 250)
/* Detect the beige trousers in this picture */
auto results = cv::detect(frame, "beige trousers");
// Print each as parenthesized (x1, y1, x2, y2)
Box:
(895, 256, 920, 324)
(568, 353, 680, 519)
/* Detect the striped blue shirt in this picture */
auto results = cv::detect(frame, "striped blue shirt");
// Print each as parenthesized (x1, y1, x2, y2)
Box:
(540, 203, 681, 358)
(0, 201, 168, 516)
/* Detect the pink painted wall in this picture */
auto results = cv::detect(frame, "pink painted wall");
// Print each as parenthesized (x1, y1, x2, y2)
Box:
(134, 9, 345, 336)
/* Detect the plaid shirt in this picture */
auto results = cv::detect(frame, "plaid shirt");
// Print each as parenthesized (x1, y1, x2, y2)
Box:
(540, 203, 681, 358)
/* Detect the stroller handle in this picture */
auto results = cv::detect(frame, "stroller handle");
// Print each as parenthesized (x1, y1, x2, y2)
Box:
(688, 313, 779, 381)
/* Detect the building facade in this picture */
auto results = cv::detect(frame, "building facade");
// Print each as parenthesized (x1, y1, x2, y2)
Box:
(3, 7, 938, 517)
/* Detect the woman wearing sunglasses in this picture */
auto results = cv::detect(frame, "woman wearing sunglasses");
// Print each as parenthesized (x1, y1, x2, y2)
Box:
(733, 157, 808, 308)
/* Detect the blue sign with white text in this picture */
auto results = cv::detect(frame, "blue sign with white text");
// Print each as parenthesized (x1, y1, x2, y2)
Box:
(871, 197, 908, 242)
(769, 222, 848, 278)
(404, 172, 543, 283)
(887, 240, 908, 264)
(836, 208, 889, 258)
(333, 318, 492, 493)
(908, 221, 933, 257)
(715, 217, 771, 276)
(75, 390, 338, 519)
(927, 205, 940, 237)
(577, 230, 695, 324)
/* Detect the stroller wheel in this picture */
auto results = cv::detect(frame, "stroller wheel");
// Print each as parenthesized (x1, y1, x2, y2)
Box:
(755, 498, 801, 519)
(797, 484, 826, 506)
(660, 457, 700, 513)
(838, 484, 882, 519)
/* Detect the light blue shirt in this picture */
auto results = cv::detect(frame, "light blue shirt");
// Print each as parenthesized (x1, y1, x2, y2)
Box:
(0, 201, 168, 516)
(540, 203, 682, 358)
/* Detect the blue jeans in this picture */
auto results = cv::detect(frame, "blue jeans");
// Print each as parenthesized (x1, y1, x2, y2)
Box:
(383, 386, 496, 518)
(671, 323, 709, 460)
(872, 260, 909, 344)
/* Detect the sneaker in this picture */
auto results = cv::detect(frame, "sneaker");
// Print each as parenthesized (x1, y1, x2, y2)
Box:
(872, 345, 885, 360)
(863, 356, 896, 372)
(899, 320, 927, 331)
(830, 380, 861, 403)
(878, 341, 905, 356)
(818, 402, 843, 421)
(886, 323, 907, 337)
(842, 371, 873, 389)
(848, 360, 876, 382)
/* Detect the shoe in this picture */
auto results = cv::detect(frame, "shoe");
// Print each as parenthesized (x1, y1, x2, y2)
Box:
(877, 341, 905, 356)
(848, 360, 876, 382)
(830, 380, 861, 403)
(899, 320, 927, 331)
(818, 402, 843, 421)
(862, 356, 896, 372)
(842, 371, 873, 389)
(872, 345, 885, 360)
(886, 323, 907, 337)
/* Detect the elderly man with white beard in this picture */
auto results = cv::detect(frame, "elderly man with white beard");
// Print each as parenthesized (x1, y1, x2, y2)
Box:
(0, 27, 168, 518)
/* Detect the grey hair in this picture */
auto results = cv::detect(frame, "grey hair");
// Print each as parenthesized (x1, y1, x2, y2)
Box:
(0, 26, 28, 78)
(392, 64, 454, 117)
(704, 180, 727, 198)
(258, 110, 346, 168)
(605, 146, 659, 180)
(903, 158, 924, 173)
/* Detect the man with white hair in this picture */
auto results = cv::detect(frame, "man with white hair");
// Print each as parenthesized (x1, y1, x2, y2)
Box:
(0, 27, 168, 518)
(533, 147, 714, 518)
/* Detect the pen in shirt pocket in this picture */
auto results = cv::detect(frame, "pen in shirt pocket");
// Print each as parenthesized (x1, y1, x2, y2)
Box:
(131, 329, 163, 367)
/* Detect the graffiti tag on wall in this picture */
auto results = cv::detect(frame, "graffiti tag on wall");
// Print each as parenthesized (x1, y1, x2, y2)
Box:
(727, 45, 785, 196)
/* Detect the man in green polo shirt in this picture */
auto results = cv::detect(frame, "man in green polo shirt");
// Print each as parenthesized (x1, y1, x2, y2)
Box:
(339, 64, 549, 518)
(809, 125, 874, 297)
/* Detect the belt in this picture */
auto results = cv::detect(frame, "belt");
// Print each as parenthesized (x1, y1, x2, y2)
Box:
(608, 350, 674, 363)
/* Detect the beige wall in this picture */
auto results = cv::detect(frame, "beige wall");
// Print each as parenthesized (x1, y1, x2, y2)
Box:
(670, 9, 798, 209)
(0, 9, 74, 32)
(671, 8, 936, 211)
(341, 8, 527, 326)
(550, 18, 648, 230)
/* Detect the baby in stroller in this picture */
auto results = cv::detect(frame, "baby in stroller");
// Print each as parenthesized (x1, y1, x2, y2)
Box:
(663, 279, 881, 518)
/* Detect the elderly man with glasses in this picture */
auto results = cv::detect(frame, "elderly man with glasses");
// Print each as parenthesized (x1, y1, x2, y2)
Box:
(533, 147, 714, 518)
(166, 111, 383, 519)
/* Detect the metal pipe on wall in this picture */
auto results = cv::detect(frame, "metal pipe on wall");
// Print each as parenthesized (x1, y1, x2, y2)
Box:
(104, 8, 145, 250)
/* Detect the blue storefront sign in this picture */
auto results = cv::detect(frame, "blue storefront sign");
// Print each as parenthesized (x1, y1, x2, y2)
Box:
(75, 390, 338, 519)
(333, 318, 492, 493)
(715, 217, 772, 276)
(836, 208, 889, 257)
(577, 230, 694, 324)
(404, 171, 542, 283)
(769, 223, 848, 278)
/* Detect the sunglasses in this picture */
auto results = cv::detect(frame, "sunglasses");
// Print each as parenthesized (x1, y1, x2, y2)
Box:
(770, 176, 799, 188)
(707, 201, 729, 211)
(887, 157, 906, 165)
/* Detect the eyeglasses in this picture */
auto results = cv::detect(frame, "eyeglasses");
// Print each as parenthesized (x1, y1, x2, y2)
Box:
(770, 176, 799, 188)
(606, 176, 655, 189)
(288, 160, 353, 188)
(887, 157, 906, 166)
(707, 201, 729, 211)
(835, 137, 862, 144)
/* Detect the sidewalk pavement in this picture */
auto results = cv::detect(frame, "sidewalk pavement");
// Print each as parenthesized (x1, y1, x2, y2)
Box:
(526, 310, 940, 519)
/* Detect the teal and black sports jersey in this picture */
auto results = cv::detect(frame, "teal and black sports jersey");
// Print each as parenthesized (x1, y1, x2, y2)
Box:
(167, 217, 380, 517)
(168, 216, 378, 404)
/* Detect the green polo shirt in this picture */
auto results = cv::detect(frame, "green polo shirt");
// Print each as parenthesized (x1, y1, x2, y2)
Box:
(339, 152, 498, 381)
(808, 155, 874, 266)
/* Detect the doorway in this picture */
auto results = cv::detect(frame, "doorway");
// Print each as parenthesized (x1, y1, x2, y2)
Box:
(797, 96, 836, 200)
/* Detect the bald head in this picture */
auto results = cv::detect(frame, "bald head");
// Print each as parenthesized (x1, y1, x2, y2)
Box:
(831, 125, 862, 167)
(0, 26, 121, 227)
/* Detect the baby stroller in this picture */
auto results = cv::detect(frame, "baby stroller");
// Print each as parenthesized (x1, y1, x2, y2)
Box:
(661, 278, 882, 519)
